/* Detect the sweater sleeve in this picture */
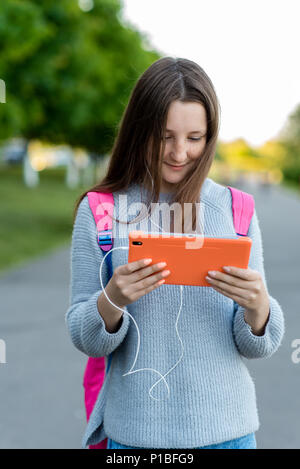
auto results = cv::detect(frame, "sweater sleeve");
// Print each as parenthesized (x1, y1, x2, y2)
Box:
(232, 208, 285, 359)
(65, 196, 130, 358)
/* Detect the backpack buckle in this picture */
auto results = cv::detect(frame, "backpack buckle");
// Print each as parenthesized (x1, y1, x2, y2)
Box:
(97, 230, 113, 246)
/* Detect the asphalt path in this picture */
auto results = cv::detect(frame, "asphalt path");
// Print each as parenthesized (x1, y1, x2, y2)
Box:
(0, 181, 299, 449)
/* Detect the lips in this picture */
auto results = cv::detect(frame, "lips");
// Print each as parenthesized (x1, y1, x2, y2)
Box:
(165, 162, 186, 167)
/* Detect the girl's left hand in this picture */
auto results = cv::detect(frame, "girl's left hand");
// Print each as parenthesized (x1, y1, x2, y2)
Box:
(206, 266, 270, 336)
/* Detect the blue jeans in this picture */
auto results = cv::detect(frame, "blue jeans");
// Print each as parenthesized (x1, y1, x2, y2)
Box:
(107, 432, 256, 449)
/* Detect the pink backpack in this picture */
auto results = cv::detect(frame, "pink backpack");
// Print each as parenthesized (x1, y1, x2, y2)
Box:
(83, 184, 255, 449)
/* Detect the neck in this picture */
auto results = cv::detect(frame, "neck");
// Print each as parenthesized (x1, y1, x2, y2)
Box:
(142, 177, 176, 195)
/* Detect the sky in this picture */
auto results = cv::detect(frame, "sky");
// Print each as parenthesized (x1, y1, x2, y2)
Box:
(121, 0, 300, 148)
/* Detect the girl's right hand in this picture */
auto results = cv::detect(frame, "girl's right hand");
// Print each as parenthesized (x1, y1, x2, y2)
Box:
(106, 258, 171, 308)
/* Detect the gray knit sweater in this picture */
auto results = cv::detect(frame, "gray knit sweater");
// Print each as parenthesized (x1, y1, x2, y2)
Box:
(65, 177, 284, 449)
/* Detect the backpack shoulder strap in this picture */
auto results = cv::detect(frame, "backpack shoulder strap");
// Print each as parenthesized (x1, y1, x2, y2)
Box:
(87, 191, 114, 279)
(228, 186, 255, 236)
(87, 191, 114, 375)
(87, 191, 114, 251)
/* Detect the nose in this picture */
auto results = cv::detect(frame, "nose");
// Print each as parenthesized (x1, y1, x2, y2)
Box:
(168, 139, 188, 164)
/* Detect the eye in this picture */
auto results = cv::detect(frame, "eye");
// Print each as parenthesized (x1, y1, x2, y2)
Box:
(163, 137, 202, 141)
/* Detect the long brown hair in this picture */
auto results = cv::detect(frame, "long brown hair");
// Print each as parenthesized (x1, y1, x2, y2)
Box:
(73, 56, 220, 231)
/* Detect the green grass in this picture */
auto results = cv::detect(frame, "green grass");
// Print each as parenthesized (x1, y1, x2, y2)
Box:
(0, 165, 90, 275)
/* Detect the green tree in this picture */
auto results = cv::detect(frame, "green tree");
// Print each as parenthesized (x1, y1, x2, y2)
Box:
(0, 0, 160, 153)
(278, 103, 300, 184)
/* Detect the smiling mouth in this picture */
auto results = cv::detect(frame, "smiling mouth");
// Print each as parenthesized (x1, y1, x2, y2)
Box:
(164, 162, 187, 167)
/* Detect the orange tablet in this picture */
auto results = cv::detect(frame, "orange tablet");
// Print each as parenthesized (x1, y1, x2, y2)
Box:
(128, 230, 252, 286)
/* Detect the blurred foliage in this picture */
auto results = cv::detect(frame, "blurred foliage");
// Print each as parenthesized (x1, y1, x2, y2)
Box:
(277, 104, 300, 185)
(0, 0, 160, 152)
(217, 139, 264, 172)
(280, 104, 300, 143)
(216, 101, 300, 187)
(0, 0, 299, 186)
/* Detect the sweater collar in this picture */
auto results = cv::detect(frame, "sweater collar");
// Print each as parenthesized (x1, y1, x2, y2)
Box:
(131, 177, 212, 202)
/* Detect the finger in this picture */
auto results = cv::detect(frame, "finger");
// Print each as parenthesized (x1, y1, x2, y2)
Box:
(129, 261, 168, 284)
(126, 278, 166, 303)
(212, 285, 247, 306)
(206, 277, 251, 300)
(134, 268, 171, 293)
(222, 266, 259, 281)
(119, 258, 153, 275)
(207, 271, 251, 290)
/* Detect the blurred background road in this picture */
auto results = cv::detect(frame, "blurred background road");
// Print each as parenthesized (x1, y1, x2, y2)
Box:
(0, 179, 299, 449)
(0, 243, 87, 449)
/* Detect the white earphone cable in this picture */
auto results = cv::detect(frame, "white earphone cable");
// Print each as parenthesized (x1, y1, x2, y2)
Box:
(99, 248, 184, 401)
(98, 165, 185, 401)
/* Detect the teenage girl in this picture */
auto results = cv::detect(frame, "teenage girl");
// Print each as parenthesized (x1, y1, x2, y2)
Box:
(66, 57, 284, 449)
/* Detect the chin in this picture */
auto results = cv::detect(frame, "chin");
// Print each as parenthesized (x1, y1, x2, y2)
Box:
(163, 174, 185, 183)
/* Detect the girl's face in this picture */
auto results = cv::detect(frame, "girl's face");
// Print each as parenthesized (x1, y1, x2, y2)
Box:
(160, 100, 207, 193)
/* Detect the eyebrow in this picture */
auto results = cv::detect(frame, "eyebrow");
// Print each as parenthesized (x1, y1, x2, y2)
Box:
(165, 129, 206, 134)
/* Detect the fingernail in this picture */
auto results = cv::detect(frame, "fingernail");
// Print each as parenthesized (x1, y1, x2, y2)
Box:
(157, 262, 167, 268)
(162, 270, 171, 276)
(208, 271, 217, 276)
(223, 266, 231, 272)
(144, 258, 152, 264)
